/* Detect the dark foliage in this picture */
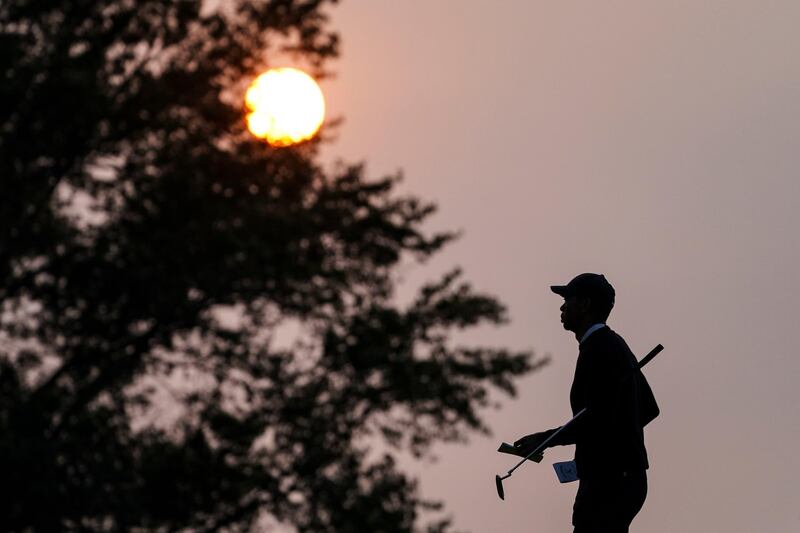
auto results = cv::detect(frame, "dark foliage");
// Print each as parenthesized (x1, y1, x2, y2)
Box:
(0, 1, 544, 530)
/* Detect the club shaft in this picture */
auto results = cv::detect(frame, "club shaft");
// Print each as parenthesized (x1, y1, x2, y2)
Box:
(505, 407, 587, 477)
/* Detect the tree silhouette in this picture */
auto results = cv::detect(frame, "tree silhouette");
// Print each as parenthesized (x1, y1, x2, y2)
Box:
(0, 1, 544, 531)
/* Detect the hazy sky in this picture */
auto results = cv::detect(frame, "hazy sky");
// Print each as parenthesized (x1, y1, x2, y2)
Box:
(314, 1, 800, 531)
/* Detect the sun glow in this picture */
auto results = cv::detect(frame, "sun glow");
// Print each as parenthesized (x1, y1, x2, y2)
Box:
(245, 68, 325, 147)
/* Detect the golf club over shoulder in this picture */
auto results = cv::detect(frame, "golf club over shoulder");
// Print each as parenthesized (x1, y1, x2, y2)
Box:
(496, 343, 664, 500)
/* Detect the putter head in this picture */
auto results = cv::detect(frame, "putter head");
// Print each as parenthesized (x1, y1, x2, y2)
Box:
(495, 474, 505, 500)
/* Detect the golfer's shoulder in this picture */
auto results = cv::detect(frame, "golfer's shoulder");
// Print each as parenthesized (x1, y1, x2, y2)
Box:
(586, 327, 634, 364)
(582, 326, 619, 350)
(603, 327, 630, 349)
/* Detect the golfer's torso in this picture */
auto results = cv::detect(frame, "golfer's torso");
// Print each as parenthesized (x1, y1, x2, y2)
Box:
(569, 328, 649, 478)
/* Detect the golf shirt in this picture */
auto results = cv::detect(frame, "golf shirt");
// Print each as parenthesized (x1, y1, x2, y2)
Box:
(580, 323, 606, 345)
(547, 326, 659, 478)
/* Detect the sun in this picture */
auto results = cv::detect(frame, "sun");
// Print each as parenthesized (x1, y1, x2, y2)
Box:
(244, 67, 325, 147)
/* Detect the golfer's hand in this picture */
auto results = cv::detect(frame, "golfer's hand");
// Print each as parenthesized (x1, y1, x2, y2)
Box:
(513, 431, 551, 455)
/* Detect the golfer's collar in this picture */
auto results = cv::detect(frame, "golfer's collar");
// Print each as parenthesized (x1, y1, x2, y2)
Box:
(579, 323, 606, 345)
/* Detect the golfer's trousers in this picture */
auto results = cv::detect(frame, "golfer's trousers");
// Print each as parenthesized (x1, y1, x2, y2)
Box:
(572, 469, 647, 533)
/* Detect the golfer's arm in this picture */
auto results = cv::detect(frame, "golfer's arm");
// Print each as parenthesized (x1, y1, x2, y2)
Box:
(545, 358, 616, 448)
(544, 417, 583, 447)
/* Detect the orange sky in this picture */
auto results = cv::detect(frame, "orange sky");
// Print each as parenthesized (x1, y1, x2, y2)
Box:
(318, 2, 800, 531)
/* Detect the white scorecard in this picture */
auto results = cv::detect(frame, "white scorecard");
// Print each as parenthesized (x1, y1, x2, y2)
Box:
(553, 461, 579, 483)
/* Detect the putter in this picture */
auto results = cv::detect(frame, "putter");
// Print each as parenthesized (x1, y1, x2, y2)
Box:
(495, 343, 664, 500)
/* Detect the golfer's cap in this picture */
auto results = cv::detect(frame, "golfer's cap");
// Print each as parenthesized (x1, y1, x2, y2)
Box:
(550, 273, 615, 302)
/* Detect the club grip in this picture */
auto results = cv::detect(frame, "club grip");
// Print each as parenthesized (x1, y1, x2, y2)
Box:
(637, 344, 664, 370)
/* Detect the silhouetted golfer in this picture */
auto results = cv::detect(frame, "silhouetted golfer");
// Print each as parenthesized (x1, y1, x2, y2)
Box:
(514, 273, 659, 532)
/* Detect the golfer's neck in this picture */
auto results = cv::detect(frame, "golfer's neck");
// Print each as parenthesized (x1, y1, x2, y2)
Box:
(573, 320, 595, 343)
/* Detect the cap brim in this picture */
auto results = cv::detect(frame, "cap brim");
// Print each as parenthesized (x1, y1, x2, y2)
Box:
(550, 285, 570, 296)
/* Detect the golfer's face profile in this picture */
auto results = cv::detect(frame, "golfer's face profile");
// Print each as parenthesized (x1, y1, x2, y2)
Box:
(560, 296, 574, 330)
(559, 295, 585, 331)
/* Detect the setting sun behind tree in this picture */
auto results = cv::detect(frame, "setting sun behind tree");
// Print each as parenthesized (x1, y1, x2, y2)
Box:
(245, 67, 325, 146)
